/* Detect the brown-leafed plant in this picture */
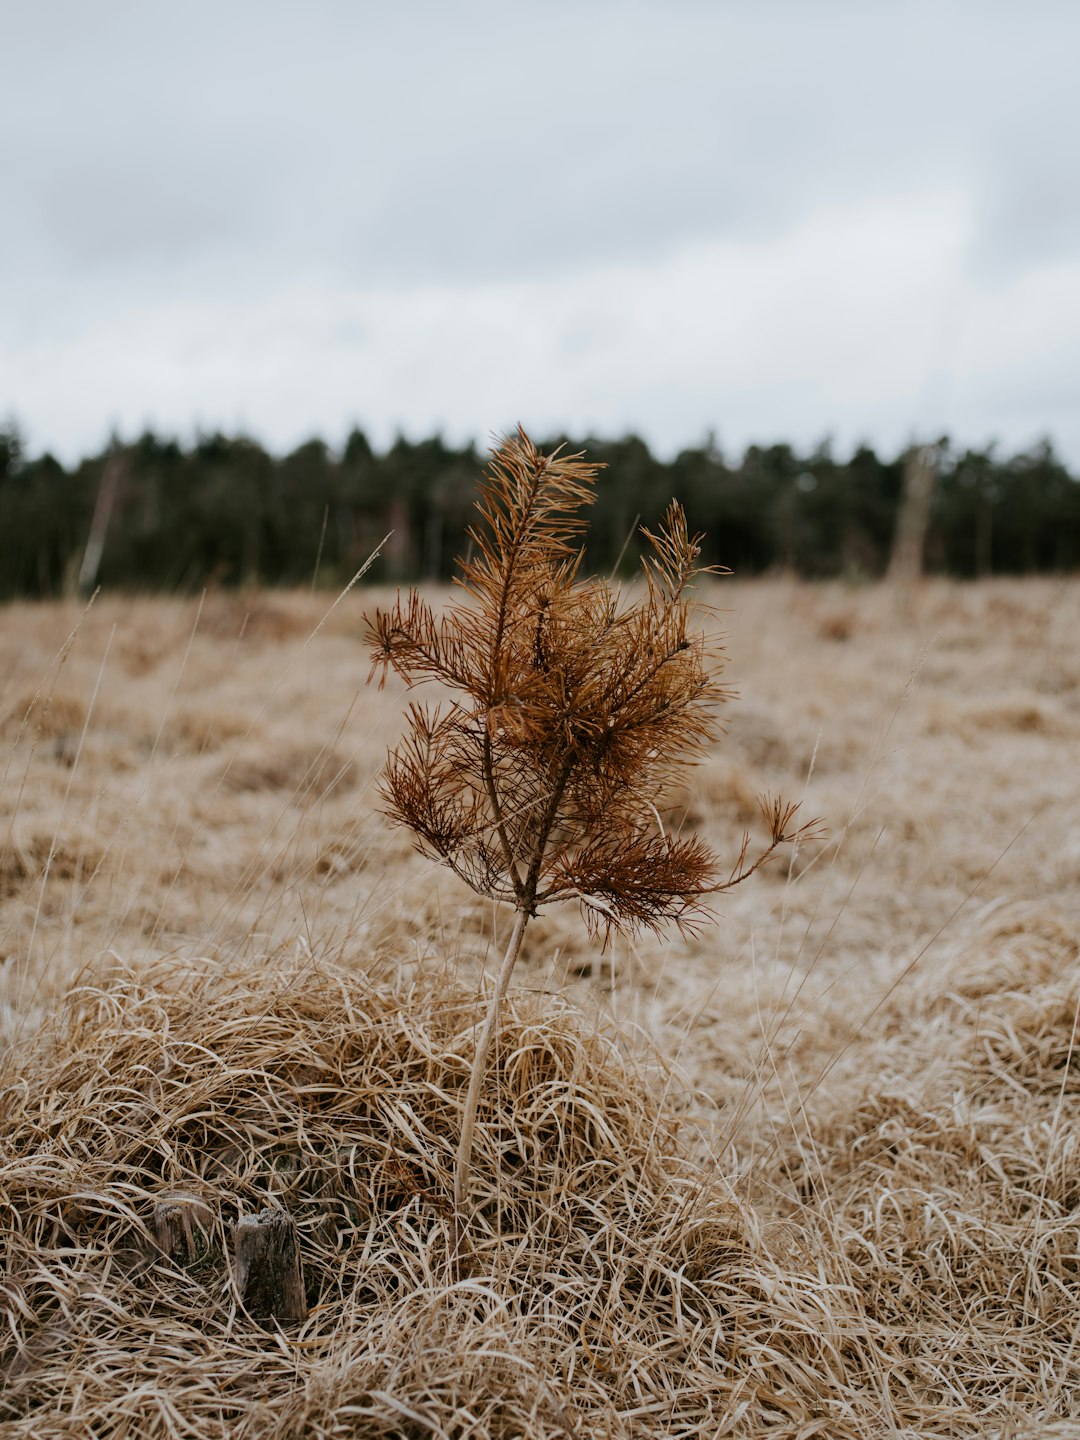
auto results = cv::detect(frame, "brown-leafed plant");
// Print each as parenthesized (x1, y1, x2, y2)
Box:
(368, 429, 814, 1227)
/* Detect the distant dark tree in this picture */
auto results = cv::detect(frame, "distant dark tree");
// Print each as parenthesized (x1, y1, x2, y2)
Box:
(267, 438, 336, 583)
(849, 443, 903, 572)
(791, 439, 849, 577)
(933, 447, 999, 577)
(551, 433, 665, 575)
(425, 442, 482, 580)
(376, 434, 480, 581)
(668, 442, 755, 576)
(92, 432, 179, 586)
(1, 421, 1078, 596)
(930, 440, 1073, 578)
(998, 440, 1076, 572)
(0, 421, 24, 480)
(0, 438, 85, 598)
(738, 444, 798, 571)
(158, 433, 274, 588)
(339, 427, 389, 572)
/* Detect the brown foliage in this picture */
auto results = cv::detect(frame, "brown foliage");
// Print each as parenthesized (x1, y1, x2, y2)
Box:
(367, 428, 816, 1227)
(368, 428, 811, 939)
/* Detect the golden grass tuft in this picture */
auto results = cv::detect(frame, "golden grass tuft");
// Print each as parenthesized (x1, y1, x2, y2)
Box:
(799, 943, 1080, 1428)
(1, 688, 91, 743)
(0, 821, 111, 900)
(219, 741, 358, 796)
(0, 955, 883, 1438)
(164, 702, 258, 754)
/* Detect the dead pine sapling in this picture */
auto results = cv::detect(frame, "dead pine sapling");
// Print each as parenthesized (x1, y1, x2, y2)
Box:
(367, 428, 816, 1237)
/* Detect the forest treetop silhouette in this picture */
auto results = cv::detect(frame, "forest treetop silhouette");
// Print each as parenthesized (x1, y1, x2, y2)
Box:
(1, 421, 1078, 598)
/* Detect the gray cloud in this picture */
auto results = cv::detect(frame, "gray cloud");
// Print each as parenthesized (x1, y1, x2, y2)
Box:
(9, 1, 1064, 279)
(2, 0, 1078, 460)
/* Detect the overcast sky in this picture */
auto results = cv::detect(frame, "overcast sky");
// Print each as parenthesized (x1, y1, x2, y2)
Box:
(3, 0, 1079, 466)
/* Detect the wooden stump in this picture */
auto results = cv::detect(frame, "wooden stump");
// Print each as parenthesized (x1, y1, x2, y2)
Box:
(232, 1207, 307, 1323)
(154, 1191, 213, 1266)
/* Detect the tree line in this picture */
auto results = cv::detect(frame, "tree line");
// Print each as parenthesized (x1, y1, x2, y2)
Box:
(1, 422, 1078, 598)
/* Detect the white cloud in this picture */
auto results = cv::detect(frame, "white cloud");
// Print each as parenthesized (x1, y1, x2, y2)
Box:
(16, 186, 1075, 463)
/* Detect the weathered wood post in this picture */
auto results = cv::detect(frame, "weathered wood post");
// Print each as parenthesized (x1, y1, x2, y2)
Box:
(154, 1191, 213, 1266)
(232, 1207, 307, 1323)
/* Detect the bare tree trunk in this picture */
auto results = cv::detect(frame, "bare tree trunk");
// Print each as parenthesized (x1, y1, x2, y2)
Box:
(77, 450, 126, 595)
(888, 444, 938, 585)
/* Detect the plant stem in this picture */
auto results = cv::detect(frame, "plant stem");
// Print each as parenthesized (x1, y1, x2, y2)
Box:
(453, 905, 530, 1222)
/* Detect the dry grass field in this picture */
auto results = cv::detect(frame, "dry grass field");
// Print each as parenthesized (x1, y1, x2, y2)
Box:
(2, 576, 1079, 1437)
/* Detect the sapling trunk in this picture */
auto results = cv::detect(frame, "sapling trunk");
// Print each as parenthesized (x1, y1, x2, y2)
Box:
(453, 906, 529, 1216)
